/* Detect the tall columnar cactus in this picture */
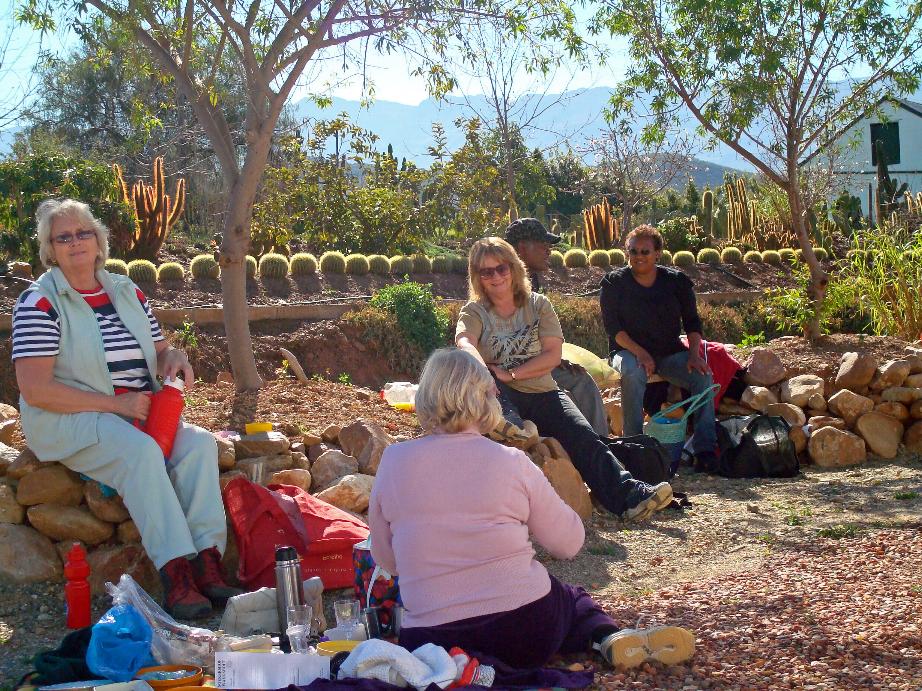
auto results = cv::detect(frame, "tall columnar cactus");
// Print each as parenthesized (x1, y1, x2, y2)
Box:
(701, 188, 714, 238)
(582, 198, 620, 250)
(875, 140, 908, 224)
(736, 178, 752, 237)
(724, 181, 738, 241)
(113, 157, 186, 260)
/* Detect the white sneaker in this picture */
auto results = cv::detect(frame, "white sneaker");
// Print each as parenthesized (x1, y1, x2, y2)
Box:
(600, 626, 695, 668)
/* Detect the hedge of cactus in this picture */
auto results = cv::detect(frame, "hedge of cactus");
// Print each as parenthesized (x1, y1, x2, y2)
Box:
(157, 262, 185, 282)
(290, 253, 318, 275)
(563, 249, 588, 268)
(697, 248, 720, 264)
(588, 249, 610, 268)
(368, 255, 391, 275)
(319, 251, 346, 274)
(190, 254, 220, 279)
(259, 253, 290, 279)
(345, 253, 370, 275)
(127, 259, 157, 283)
(673, 250, 695, 268)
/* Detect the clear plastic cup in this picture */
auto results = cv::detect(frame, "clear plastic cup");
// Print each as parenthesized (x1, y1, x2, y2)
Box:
(286, 624, 311, 653)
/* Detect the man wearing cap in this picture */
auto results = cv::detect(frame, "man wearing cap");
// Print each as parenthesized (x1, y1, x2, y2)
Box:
(505, 218, 609, 435)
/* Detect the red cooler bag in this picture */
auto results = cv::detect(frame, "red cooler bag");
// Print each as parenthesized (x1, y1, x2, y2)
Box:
(223, 476, 369, 590)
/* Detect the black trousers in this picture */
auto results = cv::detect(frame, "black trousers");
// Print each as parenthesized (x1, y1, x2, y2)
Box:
(498, 382, 642, 514)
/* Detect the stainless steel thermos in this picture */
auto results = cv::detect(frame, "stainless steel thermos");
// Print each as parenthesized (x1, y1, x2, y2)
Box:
(274, 546, 305, 640)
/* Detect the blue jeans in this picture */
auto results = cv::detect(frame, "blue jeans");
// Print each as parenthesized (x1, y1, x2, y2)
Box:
(612, 349, 717, 455)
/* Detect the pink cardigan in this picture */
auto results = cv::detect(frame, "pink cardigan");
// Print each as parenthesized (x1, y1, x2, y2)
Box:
(368, 431, 585, 628)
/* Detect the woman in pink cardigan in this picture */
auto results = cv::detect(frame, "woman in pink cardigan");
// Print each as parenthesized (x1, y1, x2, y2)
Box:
(368, 348, 694, 669)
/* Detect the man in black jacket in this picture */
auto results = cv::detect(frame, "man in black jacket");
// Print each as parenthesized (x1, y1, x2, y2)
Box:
(599, 225, 717, 468)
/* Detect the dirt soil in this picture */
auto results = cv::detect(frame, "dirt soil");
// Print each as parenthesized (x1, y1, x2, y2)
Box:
(0, 261, 800, 315)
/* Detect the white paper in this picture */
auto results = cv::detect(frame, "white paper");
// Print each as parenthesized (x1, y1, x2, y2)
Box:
(215, 651, 330, 689)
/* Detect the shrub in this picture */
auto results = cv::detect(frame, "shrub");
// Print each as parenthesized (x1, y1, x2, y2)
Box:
(345, 253, 370, 275)
(588, 249, 611, 268)
(794, 248, 804, 262)
(367, 254, 391, 275)
(698, 302, 747, 344)
(290, 252, 318, 275)
(369, 282, 449, 357)
(779, 248, 797, 264)
(743, 250, 763, 263)
(390, 255, 414, 275)
(721, 246, 743, 263)
(319, 251, 346, 274)
(127, 259, 157, 283)
(813, 247, 828, 261)
(451, 255, 469, 274)
(563, 249, 588, 268)
(245, 255, 258, 279)
(105, 258, 128, 275)
(697, 248, 720, 264)
(430, 255, 453, 273)
(673, 250, 696, 268)
(550, 293, 608, 356)
(608, 249, 626, 266)
(411, 253, 432, 273)
(258, 252, 290, 279)
(549, 250, 565, 268)
(157, 262, 185, 282)
(659, 249, 673, 265)
(190, 254, 220, 279)
(762, 250, 782, 265)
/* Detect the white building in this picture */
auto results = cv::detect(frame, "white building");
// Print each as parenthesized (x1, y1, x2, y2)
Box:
(811, 98, 922, 221)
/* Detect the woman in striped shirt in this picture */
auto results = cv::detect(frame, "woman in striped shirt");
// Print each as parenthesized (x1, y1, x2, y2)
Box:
(12, 198, 240, 620)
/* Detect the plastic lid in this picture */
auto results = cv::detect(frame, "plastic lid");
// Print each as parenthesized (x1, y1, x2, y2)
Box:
(275, 546, 299, 561)
(163, 377, 185, 392)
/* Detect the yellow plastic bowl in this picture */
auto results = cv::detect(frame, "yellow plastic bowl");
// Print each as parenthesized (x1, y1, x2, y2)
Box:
(317, 640, 360, 656)
(135, 664, 204, 689)
(245, 422, 274, 434)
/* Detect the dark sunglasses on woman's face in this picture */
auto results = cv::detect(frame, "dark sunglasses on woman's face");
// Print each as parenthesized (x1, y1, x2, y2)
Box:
(628, 247, 653, 256)
(53, 230, 96, 245)
(478, 263, 511, 280)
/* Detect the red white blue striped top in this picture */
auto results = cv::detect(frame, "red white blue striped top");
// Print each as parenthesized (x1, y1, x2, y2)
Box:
(12, 283, 165, 391)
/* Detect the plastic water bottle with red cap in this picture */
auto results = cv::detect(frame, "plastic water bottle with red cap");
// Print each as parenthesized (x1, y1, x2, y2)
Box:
(381, 382, 417, 412)
(64, 543, 91, 629)
(144, 377, 185, 458)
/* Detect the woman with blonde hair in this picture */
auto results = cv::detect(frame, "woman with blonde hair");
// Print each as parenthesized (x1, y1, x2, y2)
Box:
(368, 347, 694, 669)
(455, 237, 673, 521)
(11, 198, 240, 619)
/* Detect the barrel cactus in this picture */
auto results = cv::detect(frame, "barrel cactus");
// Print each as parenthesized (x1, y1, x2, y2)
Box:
(345, 253, 370, 275)
(319, 251, 346, 274)
(549, 250, 565, 268)
(659, 249, 673, 265)
(367, 254, 391, 275)
(190, 254, 220, 279)
(697, 248, 721, 264)
(127, 259, 157, 284)
(608, 249, 626, 266)
(105, 259, 128, 276)
(813, 247, 828, 261)
(157, 262, 185, 282)
(720, 246, 743, 263)
(563, 249, 588, 268)
(743, 250, 763, 263)
(673, 250, 695, 268)
(390, 255, 413, 275)
(779, 248, 797, 264)
(290, 252, 318, 275)
(762, 250, 782, 265)
(588, 249, 611, 268)
(430, 256, 452, 273)
(411, 253, 432, 273)
(245, 255, 258, 279)
(258, 252, 290, 279)
(451, 255, 468, 274)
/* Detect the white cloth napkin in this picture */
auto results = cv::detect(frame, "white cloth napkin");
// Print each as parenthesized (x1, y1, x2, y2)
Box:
(337, 639, 457, 689)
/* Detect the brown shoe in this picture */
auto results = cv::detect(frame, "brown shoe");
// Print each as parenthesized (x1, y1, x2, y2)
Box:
(160, 557, 212, 620)
(192, 546, 244, 605)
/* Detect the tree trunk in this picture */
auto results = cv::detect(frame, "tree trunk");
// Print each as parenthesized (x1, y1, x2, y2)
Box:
(504, 137, 518, 221)
(786, 182, 828, 341)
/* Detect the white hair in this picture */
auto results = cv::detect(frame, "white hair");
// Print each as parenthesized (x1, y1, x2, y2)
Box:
(36, 198, 110, 270)
(416, 348, 503, 434)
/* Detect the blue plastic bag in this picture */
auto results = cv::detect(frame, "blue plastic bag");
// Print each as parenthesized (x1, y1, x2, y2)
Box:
(87, 604, 156, 681)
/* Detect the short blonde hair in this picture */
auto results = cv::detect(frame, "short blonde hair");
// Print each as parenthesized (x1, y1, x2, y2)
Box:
(36, 198, 110, 270)
(416, 348, 503, 434)
(467, 237, 531, 307)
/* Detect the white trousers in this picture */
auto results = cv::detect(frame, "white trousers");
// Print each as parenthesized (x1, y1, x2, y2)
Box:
(60, 415, 226, 569)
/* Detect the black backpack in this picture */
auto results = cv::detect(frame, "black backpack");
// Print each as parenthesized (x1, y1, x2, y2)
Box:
(605, 434, 672, 485)
(715, 414, 800, 478)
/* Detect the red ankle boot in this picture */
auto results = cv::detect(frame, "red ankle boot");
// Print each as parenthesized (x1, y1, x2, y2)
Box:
(192, 547, 244, 605)
(159, 557, 212, 620)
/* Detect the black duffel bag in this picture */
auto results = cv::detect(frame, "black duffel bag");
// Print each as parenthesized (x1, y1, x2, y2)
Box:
(605, 434, 672, 485)
(715, 414, 800, 478)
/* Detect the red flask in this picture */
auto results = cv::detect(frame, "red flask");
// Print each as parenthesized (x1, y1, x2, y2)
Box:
(64, 543, 91, 629)
(144, 377, 185, 459)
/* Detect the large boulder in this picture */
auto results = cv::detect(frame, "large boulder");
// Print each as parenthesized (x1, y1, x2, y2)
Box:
(744, 349, 787, 387)
(807, 393, 827, 412)
(904, 373, 922, 388)
(765, 403, 807, 428)
(904, 420, 922, 454)
(807, 416, 846, 431)
(827, 389, 875, 427)
(0, 483, 25, 523)
(604, 397, 623, 437)
(270, 468, 312, 493)
(834, 352, 878, 390)
(308, 443, 332, 463)
(880, 387, 922, 405)
(16, 466, 85, 507)
(85, 482, 131, 524)
(338, 420, 395, 476)
(315, 474, 374, 513)
(0, 404, 18, 446)
(911, 400, 922, 420)
(236, 454, 294, 483)
(117, 519, 141, 544)
(321, 425, 341, 444)
(741, 386, 779, 413)
(780, 375, 824, 408)
(807, 427, 867, 468)
(904, 349, 922, 374)
(789, 425, 808, 454)
(870, 360, 911, 391)
(875, 402, 910, 423)
(854, 411, 904, 459)
(0, 442, 19, 476)
(215, 435, 236, 471)
(234, 431, 290, 459)
(87, 544, 159, 595)
(0, 524, 62, 582)
(542, 455, 592, 521)
(311, 450, 359, 492)
(27, 505, 115, 545)
(7, 449, 43, 480)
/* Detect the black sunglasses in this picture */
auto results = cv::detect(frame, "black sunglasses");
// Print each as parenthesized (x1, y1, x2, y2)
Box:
(628, 247, 654, 256)
(478, 263, 511, 280)
(53, 230, 96, 245)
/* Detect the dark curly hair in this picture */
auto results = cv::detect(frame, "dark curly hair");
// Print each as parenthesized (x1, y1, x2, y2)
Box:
(624, 224, 663, 251)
